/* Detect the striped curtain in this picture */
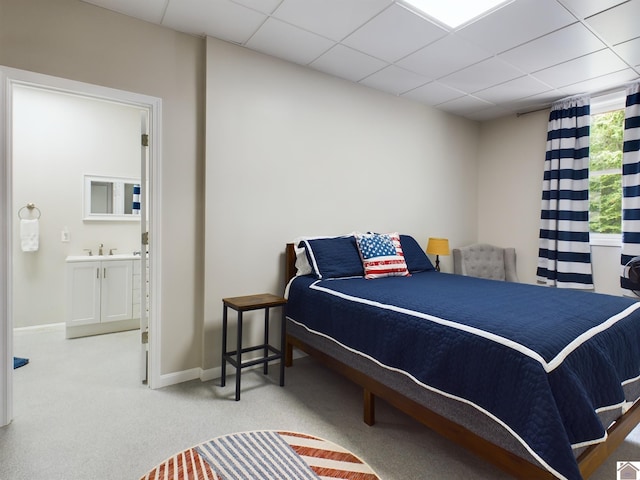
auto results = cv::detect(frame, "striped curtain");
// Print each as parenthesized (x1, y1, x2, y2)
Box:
(620, 81, 640, 294)
(537, 95, 593, 289)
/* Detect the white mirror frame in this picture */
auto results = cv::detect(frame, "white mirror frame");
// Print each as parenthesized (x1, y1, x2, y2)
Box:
(83, 174, 141, 221)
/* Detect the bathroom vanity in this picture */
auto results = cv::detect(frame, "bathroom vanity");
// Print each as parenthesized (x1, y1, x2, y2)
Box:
(65, 254, 142, 338)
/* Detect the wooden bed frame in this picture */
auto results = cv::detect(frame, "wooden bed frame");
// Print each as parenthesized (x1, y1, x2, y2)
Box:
(283, 243, 640, 479)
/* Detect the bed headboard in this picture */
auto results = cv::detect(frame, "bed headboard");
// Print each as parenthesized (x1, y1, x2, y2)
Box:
(285, 243, 297, 284)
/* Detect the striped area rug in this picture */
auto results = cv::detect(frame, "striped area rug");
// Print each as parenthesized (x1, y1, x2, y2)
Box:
(140, 431, 379, 480)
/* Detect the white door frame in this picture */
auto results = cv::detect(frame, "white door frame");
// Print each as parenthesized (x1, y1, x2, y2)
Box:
(0, 66, 163, 427)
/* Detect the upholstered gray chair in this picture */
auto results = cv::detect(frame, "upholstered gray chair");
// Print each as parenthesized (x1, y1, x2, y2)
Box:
(452, 243, 519, 282)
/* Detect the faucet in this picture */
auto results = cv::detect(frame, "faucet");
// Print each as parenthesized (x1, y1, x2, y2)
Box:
(98, 243, 103, 256)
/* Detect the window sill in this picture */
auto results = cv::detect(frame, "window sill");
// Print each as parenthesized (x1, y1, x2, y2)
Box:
(590, 234, 621, 247)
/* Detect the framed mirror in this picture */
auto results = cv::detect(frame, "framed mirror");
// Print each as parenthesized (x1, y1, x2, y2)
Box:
(83, 174, 141, 221)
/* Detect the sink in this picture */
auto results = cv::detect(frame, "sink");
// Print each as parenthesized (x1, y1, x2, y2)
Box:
(66, 253, 140, 262)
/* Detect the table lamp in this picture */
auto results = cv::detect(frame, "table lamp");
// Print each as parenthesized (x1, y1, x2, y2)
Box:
(426, 237, 450, 272)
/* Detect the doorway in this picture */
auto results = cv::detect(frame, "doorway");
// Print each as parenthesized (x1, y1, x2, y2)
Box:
(0, 67, 162, 427)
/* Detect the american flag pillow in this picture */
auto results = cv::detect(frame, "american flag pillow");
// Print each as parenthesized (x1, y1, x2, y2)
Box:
(356, 232, 409, 279)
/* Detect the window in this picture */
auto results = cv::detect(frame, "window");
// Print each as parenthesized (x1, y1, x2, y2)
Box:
(589, 92, 625, 244)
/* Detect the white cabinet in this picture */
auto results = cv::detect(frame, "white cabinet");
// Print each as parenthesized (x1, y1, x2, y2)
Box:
(66, 256, 139, 338)
(102, 260, 133, 322)
(67, 260, 101, 326)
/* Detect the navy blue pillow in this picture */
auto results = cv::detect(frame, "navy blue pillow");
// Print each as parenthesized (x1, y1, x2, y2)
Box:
(300, 236, 364, 279)
(399, 235, 435, 272)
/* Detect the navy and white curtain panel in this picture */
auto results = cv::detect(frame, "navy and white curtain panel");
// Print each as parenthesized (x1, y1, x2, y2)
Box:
(537, 95, 594, 289)
(620, 81, 640, 294)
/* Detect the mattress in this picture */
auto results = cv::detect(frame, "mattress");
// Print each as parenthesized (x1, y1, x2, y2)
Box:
(286, 271, 640, 480)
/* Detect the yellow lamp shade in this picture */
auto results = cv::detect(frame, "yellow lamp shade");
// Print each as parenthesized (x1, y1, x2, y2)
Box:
(426, 237, 450, 256)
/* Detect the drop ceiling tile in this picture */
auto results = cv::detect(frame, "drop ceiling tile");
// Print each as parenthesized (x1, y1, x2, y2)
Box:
(585, 0, 640, 46)
(272, 0, 391, 41)
(397, 34, 491, 79)
(81, 0, 168, 23)
(82, 0, 640, 121)
(557, 0, 627, 19)
(457, 0, 576, 54)
(439, 57, 524, 94)
(400, 81, 464, 104)
(342, 3, 448, 63)
(474, 75, 552, 103)
(465, 105, 513, 121)
(246, 17, 335, 65)
(310, 45, 387, 82)
(508, 89, 567, 112)
(558, 69, 640, 97)
(436, 95, 494, 113)
(614, 38, 640, 68)
(533, 49, 630, 88)
(230, 0, 282, 15)
(359, 65, 430, 95)
(163, 0, 266, 41)
(499, 23, 606, 74)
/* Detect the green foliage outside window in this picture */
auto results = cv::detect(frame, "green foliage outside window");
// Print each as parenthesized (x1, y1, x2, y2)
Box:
(589, 109, 624, 234)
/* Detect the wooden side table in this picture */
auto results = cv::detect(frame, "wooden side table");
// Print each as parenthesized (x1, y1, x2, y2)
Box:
(221, 293, 287, 401)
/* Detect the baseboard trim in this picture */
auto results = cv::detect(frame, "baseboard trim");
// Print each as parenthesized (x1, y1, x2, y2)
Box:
(200, 350, 308, 383)
(66, 320, 139, 339)
(155, 367, 201, 389)
(155, 351, 308, 389)
(200, 366, 221, 383)
(13, 322, 65, 333)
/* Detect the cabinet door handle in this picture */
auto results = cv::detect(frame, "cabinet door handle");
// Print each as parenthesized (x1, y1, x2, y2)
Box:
(96, 268, 99, 279)
(104, 268, 106, 278)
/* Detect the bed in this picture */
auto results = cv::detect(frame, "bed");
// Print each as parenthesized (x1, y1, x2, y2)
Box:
(283, 233, 640, 480)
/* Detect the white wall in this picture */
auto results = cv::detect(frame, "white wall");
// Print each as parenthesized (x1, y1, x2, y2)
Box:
(476, 111, 548, 285)
(204, 37, 480, 371)
(1, 0, 205, 375)
(12, 86, 141, 328)
(477, 110, 625, 295)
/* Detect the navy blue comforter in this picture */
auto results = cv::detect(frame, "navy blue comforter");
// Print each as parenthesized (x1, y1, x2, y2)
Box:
(286, 271, 640, 480)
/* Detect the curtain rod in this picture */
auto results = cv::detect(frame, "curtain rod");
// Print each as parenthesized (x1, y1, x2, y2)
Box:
(516, 106, 550, 117)
(516, 82, 636, 118)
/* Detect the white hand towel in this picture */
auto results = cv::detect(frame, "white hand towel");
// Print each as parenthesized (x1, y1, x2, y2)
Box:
(20, 219, 39, 252)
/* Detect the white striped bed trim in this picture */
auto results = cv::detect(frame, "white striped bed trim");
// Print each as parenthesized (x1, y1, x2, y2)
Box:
(309, 280, 640, 373)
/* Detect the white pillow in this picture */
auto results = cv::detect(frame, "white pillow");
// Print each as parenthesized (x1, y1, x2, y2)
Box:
(294, 244, 313, 276)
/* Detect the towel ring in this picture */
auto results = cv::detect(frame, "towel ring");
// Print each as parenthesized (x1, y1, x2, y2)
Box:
(18, 203, 41, 220)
